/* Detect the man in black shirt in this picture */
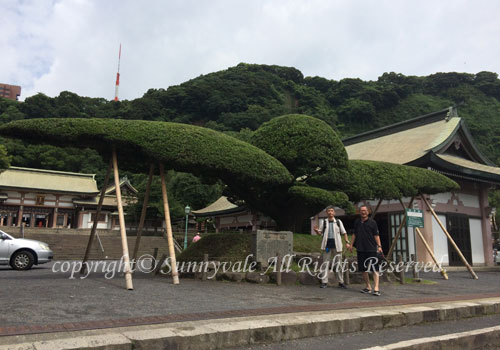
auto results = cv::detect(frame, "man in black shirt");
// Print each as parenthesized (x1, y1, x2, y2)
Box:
(349, 205, 383, 296)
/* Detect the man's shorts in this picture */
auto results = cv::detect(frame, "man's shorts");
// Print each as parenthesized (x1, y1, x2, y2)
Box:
(357, 251, 380, 272)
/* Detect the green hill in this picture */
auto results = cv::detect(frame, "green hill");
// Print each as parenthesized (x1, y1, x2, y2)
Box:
(1, 64, 499, 223)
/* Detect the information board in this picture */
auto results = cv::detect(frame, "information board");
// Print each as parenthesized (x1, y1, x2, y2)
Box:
(406, 208, 424, 228)
(252, 230, 293, 266)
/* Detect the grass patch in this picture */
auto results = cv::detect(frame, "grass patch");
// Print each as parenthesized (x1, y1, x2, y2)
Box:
(178, 233, 251, 263)
(293, 233, 322, 253)
(401, 277, 437, 285)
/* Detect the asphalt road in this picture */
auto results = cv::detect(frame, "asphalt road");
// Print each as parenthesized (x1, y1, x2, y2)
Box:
(0, 261, 499, 327)
(227, 314, 500, 350)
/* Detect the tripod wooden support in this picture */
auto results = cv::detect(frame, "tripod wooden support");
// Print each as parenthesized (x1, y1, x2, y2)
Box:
(80, 159, 112, 275)
(160, 163, 180, 285)
(132, 164, 154, 262)
(386, 197, 448, 280)
(420, 194, 478, 280)
(112, 147, 134, 290)
(386, 197, 414, 259)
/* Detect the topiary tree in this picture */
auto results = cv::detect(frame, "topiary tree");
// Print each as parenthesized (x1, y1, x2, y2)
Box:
(343, 160, 460, 202)
(251, 114, 348, 179)
(239, 114, 354, 231)
(0, 115, 459, 232)
(0, 118, 293, 192)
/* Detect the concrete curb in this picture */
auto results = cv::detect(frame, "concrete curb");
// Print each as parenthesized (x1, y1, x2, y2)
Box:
(364, 325, 500, 350)
(1, 297, 499, 350)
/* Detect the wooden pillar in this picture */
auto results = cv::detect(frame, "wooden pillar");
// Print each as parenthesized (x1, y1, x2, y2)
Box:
(80, 159, 113, 274)
(16, 205, 23, 227)
(420, 194, 478, 279)
(52, 208, 58, 228)
(112, 149, 134, 289)
(159, 163, 179, 285)
(132, 164, 154, 262)
(479, 185, 494, 266)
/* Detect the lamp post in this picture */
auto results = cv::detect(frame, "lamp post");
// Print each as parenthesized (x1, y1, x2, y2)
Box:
(184, 205, 191, 250)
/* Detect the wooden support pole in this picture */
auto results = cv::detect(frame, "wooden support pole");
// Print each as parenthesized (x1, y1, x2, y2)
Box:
(132, 164, 154, 262)
(411, 254, 420, 280)
(112, 147, 134, 290)
(398, 254, 405, 284)
(344, 257, 350, 285)
(202, 253, 208, 281)
(371, 198, 383, 219)
(159, 163, 180, 285)
(276, 252, 282, 286)
(153, 254, 168, 275)
(415, 227, 448, 280)
(420, 194, 478, 280)
(387, 197, 414, 259)
(150, 247, 159, 272)
(80, 159, 112, 274)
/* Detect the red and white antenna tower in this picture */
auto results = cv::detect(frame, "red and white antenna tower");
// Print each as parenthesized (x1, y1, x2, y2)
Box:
(114, 44, 122, 101)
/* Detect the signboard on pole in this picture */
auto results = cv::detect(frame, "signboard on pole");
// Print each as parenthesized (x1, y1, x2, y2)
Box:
(406, 208, 424, 228)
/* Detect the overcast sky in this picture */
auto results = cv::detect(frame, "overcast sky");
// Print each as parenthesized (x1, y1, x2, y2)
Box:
(2, 0, 500, 101)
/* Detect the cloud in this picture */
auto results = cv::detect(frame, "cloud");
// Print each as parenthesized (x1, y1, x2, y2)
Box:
(1, 0, 500, 101)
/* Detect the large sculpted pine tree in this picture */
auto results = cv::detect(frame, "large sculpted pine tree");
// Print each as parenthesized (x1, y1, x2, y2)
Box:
(0, 115, 458, 231)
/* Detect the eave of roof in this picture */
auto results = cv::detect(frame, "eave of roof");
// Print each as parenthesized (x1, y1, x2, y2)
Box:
(0, 166, 99, 195)
(105, 179, 138, 195)
(343, 107, 452, 146)
(343, 107, 500, 185)
(73, 195, 136, 207)
(409, 152, 500, 185)
(192, 196, 246, 217)
(194, 206, 247, 218)
(345, 116, 461, 165)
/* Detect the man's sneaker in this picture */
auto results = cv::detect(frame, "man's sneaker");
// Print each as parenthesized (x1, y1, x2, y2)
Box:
(338, 283, 347, 289)
(320, 283, 328, 288)
(372, 290, 381, 296)
(360, 288, 372, 294)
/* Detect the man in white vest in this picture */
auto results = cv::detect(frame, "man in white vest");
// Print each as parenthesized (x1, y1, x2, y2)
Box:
(314, 206, 350, 288)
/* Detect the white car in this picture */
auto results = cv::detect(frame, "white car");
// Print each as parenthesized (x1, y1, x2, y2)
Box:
(0, 231, 53, 270)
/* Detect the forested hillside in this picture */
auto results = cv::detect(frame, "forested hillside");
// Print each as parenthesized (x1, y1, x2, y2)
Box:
(1, 63, 500, 220)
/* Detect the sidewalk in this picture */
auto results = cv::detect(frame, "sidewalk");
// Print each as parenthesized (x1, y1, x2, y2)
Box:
(0, 264, 499, 348)
(1, 297, 499, 349)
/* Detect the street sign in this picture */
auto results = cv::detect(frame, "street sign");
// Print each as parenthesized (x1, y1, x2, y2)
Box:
(406, 209, 424, 228)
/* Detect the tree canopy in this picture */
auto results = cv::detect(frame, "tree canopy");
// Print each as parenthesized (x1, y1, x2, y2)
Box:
(251, 114, 348, 179)
(0, 118, 292, 190)
(0, 114, 460, 231)
(343, 160, 460, 202)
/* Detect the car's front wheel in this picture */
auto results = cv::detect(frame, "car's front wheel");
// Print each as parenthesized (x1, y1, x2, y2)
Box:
(10, 250, 35, 270)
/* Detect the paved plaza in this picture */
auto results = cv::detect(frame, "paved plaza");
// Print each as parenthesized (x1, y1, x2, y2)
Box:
(1, 262, 499, 334)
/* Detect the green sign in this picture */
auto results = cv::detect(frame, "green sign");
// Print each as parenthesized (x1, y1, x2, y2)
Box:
(406, 209, 424, 228)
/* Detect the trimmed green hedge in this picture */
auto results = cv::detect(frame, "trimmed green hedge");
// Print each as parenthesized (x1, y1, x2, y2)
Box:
(345, 160, 460, 201)
(251, 114, 348, 179)
(178, 232, 251, 263)
(0, 118, 293, 187)
(288, 185, 354, 213)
